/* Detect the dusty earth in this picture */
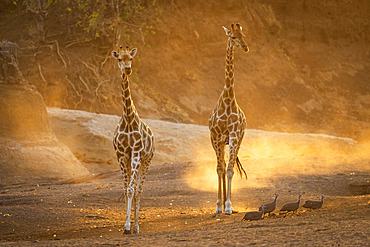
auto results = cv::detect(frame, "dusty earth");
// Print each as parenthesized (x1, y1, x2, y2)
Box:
(0, 108, 369, 246)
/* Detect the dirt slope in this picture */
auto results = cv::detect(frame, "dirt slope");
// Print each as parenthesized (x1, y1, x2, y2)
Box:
(0, 0, 369, 138)
(0, 41, 90, 184)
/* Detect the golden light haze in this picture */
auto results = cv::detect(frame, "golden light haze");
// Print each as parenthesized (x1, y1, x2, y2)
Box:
(186, 130, 370, 192)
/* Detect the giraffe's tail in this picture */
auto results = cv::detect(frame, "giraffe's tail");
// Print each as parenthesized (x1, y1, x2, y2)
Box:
(236, 157, 248, 179)
(118, 192, 126, 203)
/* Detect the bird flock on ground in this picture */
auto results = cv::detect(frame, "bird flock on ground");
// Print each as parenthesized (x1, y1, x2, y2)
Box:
(242, 195, 324, 221)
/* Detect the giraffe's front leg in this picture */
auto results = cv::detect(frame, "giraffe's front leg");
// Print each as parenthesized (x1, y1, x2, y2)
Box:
(225, 162, 234, 215)
(118, 155, 130, 203)
(116, 155, 132, 234)
(225, 138, 239, 215)
(124, 188, 133, 234)
(216, 167, 223, 214)
(216, 160, 227, 214)
(212, 139, 225, 214)
(133, 163, 148, 234)
(133, 196, 139, 234)
(124, 153, 140, 234)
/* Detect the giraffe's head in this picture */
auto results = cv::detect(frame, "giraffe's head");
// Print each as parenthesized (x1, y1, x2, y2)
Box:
(112, 45, 137, 76)
(223, 23, 249, 53)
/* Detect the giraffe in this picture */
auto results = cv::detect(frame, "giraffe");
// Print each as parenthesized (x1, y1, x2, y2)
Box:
(112, 45, 155, 234)
(208, 23, 249, 215)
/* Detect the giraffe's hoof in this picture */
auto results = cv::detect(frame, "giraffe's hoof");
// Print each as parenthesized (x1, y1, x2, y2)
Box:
(123, 229, 131, 235)
(215, 207, 223, 214)
(224, 207, 233, 215)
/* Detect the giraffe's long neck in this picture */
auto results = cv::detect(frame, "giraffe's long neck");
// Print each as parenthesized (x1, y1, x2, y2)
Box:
(121, 74, 137, 122)
(224, 39, 235, 101)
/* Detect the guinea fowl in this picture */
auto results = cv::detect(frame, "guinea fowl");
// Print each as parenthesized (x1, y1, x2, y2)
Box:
(280, 195, 302, 213)
(259, 195, 278, 215)
(303, 196, 324, 209)
(242, 206, 265, 221)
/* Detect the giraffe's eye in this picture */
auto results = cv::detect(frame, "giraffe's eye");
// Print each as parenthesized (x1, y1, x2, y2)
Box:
(231, 37, 236, 39)
(130, 58, 132, 61)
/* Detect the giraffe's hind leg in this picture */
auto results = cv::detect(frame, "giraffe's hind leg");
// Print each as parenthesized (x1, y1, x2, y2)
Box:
(211, 136, 226, 214)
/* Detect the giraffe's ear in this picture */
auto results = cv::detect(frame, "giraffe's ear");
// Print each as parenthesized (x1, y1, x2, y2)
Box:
(112, 51, 119, 58)
(129, 48, 137, 57)
(223, 26, 230, 36)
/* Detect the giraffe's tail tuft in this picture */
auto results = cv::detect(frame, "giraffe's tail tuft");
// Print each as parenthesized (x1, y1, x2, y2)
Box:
(236, 157, 247, 180)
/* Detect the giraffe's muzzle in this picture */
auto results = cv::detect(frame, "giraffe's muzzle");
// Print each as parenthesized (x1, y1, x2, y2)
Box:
(242, 45, 249, 53)
(124, 68, 132, 76)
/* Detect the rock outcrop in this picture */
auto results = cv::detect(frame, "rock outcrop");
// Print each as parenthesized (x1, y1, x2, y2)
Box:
(0, 41, 90, 185)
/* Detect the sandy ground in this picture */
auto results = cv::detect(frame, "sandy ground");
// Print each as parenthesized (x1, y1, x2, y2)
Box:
(0, 108, 369, 246)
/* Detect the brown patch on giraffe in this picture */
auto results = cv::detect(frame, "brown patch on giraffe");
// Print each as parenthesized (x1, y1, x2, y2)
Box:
(224, 98, 232, 104)
(117, 143, 126, 152)
(119, 123, 125, 132)
(124, 89, 130, 98)
(218, 105, 226, 115)
(217, 120, 227, 131)
(226, 106, 231, 115)
(132, 119, 139, 129)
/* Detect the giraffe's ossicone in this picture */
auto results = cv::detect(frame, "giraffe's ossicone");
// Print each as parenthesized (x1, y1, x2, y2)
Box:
(112, 46, 155, 234)
(208, 23, 248, 215)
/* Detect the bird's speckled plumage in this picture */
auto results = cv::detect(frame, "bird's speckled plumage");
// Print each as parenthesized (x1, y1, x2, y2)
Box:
(259, 195, 278, 215)
(303, 196, 324, 209)
(280, 195, 302, 213)
(242, 206, 265, 221)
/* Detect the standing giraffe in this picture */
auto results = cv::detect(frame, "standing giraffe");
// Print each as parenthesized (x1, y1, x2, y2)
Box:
(112, 45, 154, 234)
(208, 23, 249, 215)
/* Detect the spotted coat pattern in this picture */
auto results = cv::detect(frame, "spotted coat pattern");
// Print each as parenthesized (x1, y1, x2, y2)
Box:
(208, 23, 249, 215)
(112, 46, 154, 234)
